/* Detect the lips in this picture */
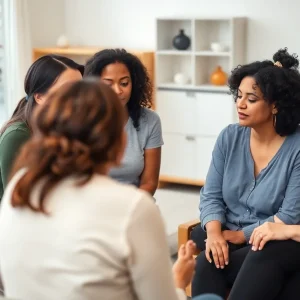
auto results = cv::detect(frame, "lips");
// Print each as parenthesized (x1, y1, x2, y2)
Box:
(238, 112, 248, 119)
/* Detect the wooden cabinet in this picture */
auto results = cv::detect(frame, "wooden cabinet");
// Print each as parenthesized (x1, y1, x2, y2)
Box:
(32, 47, 155, 106)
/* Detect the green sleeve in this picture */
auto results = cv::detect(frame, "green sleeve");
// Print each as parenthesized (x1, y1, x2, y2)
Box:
(0, 129, 30, 187)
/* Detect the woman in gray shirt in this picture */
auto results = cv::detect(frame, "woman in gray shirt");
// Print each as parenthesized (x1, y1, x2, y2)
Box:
(84, 49, 163, 196)
(191, 48, 300, 300)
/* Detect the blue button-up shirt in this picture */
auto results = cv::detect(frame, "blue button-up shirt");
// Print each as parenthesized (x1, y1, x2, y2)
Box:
(200, 124, 300, 241)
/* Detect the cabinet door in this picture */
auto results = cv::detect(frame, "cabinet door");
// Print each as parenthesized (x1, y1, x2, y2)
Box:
(195, 137, 217, 180)
(156, 90, 197, 135)
(160, 132, 196, 179)
(195, 93, 236, 136)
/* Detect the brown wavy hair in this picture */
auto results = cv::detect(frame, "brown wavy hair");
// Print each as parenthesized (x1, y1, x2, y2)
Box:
(10, 79, 126, 213)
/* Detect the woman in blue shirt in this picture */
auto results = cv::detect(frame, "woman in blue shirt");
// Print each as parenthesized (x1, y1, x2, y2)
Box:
(191, 48, 300, 300)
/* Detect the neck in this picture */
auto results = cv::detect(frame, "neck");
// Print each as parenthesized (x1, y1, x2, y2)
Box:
(250, 121, 280, 144)
(96, 163, 111, 175)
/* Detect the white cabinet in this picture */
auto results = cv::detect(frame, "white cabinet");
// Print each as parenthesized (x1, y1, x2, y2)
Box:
(160, 133, 217, 181)
(161, 133, 196, 179)
(195, 92, 235, 136)
(157, 89, 235, 183)
(156, 90, 235, 136)
(156, 90, 196, 135)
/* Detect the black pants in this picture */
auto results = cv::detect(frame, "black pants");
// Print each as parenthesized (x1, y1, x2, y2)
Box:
(191, 224, 250, 298)
(191, 224, 300, 300)
(229, 239, 300, 300)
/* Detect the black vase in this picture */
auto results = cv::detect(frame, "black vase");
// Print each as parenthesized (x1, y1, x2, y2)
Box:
(172, 29, 191, 50)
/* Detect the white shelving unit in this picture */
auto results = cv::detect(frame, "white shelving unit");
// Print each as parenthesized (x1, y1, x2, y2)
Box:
(155, 17, 247, 186)
(155, 17, 246, 92)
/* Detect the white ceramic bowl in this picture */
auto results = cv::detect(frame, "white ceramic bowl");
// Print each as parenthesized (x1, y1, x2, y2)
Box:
(173, 73, 189, 85)
(210, 42, 226, 52)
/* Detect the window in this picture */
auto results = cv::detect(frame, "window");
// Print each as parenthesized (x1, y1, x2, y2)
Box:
(0, 0, 5, 126)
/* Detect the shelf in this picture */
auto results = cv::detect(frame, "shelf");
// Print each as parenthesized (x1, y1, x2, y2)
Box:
(156, 54, 193, 86)
(195, 55, 230, 86)
(156, 50, 230, 56)
(195, 19, 231, 52)
(197, 84, 229, 92)
(195, 51, 231, 57)
(32, 47, 154, 57)
(157, 83, 194, 89)
(156, 50, 192, 55)
(157, 83, 229, 92)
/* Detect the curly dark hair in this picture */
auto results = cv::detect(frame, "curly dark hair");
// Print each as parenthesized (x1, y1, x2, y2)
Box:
(84, 48, 152, 129)
(10, 79, 126, 213)
(229, 48, 300, 136)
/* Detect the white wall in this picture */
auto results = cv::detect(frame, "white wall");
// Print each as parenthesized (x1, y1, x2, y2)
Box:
(64, 0, 300, 63)
(27, 0, 66, 47)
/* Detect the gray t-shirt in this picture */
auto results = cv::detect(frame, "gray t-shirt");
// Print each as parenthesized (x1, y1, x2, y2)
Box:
(109, 108, 163, 187)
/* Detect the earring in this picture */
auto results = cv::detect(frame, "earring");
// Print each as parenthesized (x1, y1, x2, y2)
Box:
(273, 114, 277, 127)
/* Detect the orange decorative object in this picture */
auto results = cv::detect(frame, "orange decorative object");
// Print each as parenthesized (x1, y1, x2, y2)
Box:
(210, 66, 228, 86)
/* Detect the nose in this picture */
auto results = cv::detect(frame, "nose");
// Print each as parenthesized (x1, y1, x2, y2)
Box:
(237, 96, 247, 109)
(113, 84, 123, 95)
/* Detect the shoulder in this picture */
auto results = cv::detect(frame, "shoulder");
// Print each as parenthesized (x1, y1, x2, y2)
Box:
(0, 122, 30, 150)
(0, 122, 30, 143)
(287, 127, 300, 155)
(91, 175, 154, 207)
(218, 123, 248, 142)
(140, 107, 161, 126)
(1, 169, 27, 206)
(214, 124, 248, 157)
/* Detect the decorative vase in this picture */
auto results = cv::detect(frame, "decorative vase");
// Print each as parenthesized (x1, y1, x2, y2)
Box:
(56, 34, 69, 48)
(210, 66, 228, 86)
(173, 73, 189, 85)
(172, 29, 190, 50)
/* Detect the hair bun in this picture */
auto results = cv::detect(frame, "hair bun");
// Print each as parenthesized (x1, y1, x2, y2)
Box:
(273, 48, 299, 69)
(42, 136, 93, 176)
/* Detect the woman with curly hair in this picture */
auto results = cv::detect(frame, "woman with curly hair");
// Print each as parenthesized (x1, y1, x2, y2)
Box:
(84, 49, 163, 196)
(0, 79, 197, 300)
(191, 48, 300, 300)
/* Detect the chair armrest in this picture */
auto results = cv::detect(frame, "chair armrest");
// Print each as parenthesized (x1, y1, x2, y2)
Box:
(178, 219, 200, 249)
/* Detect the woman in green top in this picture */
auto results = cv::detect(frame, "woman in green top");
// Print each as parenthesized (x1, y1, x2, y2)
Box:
(0, 55, 84, 200)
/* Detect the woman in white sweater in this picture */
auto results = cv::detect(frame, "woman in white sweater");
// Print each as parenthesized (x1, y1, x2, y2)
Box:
(0, 79, 211, 300)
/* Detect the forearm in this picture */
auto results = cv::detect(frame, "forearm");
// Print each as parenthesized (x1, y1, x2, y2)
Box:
(274, 215, 285, 224)
(206, 220, 222, 234)
(139, 182, 157, 196)
(286, 225, 300, 242)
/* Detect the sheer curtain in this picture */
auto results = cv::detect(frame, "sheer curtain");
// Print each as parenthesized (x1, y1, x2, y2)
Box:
(3, 0, 31, 118)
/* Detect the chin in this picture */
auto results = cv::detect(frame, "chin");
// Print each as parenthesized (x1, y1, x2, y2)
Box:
(122, 100, 129, 106)
(238, 120, 251, 127)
